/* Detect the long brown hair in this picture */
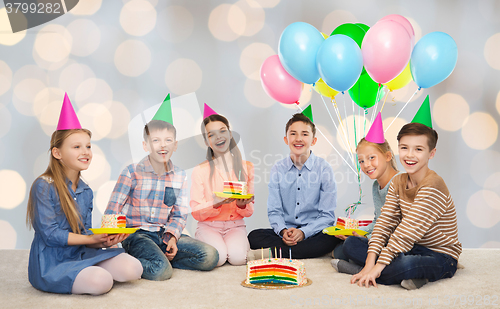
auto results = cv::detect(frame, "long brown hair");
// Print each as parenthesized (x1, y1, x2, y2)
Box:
(201, 115, 246, 189)
(26, 129, 92, 234)
(356, 138, 398, 171)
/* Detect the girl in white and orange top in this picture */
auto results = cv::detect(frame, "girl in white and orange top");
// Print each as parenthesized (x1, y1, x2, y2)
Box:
(190, 114, 254, 266)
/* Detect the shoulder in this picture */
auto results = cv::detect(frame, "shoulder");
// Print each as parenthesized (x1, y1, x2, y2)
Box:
(172, 163, 186, 177)
(34, 176, 53, 190)
(313, 155, 334, 173)
(243, 160, 254, 169)
(272, 156, 289, 171)
(420, 170, 449, 195)
(32, 176, 55, 197)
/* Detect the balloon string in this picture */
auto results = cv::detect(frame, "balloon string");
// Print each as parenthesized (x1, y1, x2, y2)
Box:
(320, 96, 354, 163)
(385, 87, 420, 133)
(297, 104, 358, 175)
(370, 84, 384, 124)
(342, 93, 352, 154)
(332, 97, 356, 165)
(321, 96, 355, 166)
(380, 88, 391, 113)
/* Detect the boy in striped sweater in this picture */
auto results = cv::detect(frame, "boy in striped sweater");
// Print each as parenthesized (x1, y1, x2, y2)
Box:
(344, 119, 461, 290)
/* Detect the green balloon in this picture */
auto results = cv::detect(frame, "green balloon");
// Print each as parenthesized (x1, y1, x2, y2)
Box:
(348, 73, 385, 109)
(330, 23, 366, 48)
(331, 23, 370, 74)
(355, 23, 370, 33)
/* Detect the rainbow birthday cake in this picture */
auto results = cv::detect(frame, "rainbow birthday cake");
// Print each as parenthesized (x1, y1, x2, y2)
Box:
(246, 258, 306, 286)
(336, 217, 372, 230)
(223, 181, 248, 195)
(101, 214, 127, 228)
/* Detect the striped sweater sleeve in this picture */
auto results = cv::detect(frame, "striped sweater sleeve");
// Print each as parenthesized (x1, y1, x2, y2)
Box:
(370, 186, 451, 265)
(367, 182, 401, 257)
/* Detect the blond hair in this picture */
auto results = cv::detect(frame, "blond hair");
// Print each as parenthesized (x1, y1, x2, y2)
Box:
(356, 138, 398, 171)
(26, 129, 92, 234)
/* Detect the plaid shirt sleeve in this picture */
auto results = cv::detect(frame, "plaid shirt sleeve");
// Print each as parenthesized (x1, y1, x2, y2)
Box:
(105, 166, 132, 216)
(163, 169, 188, 243)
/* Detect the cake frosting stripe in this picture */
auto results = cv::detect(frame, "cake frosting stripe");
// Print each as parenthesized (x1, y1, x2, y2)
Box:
(246, 259, 306, 286)
(101, 214, 127, 228)
(223, 181, 248, 195)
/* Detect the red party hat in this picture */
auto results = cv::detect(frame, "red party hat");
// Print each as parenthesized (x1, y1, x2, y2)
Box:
(365, 112, 385, 143)
(56, 93, 82, 130)
(203, 103, 218, 119)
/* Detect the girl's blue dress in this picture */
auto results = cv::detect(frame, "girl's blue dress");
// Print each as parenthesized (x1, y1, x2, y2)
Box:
(28, 176, 124, 294)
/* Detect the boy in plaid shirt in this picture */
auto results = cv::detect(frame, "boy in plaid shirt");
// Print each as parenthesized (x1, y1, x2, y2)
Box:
(105, 116, 218, 280)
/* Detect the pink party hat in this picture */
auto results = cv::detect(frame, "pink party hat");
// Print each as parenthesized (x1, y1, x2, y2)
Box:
(365, 112, 385, 143)
(203, 103, 218, 119)
(56, 93, 82, 130)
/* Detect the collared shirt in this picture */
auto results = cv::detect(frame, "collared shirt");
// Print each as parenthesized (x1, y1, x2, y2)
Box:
(105, 156, 188, 244)
(267, 151, 337, 239)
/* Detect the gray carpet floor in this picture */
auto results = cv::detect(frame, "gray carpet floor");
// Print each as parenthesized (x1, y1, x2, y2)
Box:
(1, 249, 499, 309)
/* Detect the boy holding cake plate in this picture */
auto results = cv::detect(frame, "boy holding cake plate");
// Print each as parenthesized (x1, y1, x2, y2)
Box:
(105, 95, 218, 280)
(346, 98, 462, 290)
(248, 110, 341, 259)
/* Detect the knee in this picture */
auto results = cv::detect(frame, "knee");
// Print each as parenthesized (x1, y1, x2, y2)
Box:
(79, 268, 113, 295)
(143, 259, 172, 281)
(227, 253, 246, 266)
(201, 245, 220, 270)
(122, 255, 143, 281)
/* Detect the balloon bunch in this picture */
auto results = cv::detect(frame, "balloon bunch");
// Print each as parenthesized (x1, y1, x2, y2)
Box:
(260, 15, 458, 203)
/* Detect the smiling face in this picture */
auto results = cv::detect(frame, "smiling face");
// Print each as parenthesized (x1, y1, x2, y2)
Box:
(284, 121, 317, 163)
(398, 134, 436, 178)
(143, 128, 178, 168)
(52, 132, 92, 175)
(204, 120, 232, 157)
(357, 144, 392, 180)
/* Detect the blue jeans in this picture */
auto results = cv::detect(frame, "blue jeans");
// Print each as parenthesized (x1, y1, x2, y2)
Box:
(343, 236, 457, 285)
(122, 229, 219, 281)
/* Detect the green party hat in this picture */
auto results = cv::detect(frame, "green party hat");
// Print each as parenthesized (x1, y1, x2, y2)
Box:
(151, 94, 173, 125)
(411, 95, 432, 128)
(302, 104, 314, 123)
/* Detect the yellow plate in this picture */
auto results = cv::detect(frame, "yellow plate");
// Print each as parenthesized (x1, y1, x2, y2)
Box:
(89, 228, 138, 234)
(214, 192, 254, 199)
(322, 226, 368, 236)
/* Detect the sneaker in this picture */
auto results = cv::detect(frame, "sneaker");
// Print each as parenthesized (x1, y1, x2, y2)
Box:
(401, 279, 429, 290)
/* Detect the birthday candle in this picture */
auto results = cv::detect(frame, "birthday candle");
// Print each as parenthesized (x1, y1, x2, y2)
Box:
(269, 248, 272, 261)
(274, 247, 277, 260)
(261, 247, 263, 260)
(289, 248, 292, 261)
(280, 247, 282, 259)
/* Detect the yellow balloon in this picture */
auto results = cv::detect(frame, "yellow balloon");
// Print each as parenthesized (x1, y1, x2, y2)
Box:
(321, 32, 329, 39)
(314, 78, 339, 99)
(383, 62, 412, 91)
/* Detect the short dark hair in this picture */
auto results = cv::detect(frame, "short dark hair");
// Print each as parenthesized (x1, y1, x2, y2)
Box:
(143, 120, 177, 141)
(397, 123, 438, 150)
(285, 113, 316, 137)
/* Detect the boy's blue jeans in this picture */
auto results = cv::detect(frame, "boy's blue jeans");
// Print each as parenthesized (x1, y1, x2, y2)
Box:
(122, 229, 219, 281)
(343, 236, 457, 285)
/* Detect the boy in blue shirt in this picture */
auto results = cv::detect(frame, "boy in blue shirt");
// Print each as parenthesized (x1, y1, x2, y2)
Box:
(248, 113, 340, 258)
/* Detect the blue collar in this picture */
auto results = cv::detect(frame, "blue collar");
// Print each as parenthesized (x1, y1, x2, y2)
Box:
(286, 151, 316, 171)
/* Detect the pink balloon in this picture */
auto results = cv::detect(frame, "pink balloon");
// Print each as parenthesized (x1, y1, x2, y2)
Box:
(361, 20, 412, 84)
(380, 14, 415, 47)
(260, 55, 302, 104)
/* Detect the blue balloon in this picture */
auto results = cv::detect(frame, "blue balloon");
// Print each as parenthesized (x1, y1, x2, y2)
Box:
(316, 34, 363, 92)
(410, 31, 458, 89)
(278, 22, 323, 84)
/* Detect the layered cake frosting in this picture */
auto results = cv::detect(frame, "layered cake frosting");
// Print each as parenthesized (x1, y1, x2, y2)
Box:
(223, 181, 248, 195)
(101, 214, 127, 228)
(246, 258, 306, 286)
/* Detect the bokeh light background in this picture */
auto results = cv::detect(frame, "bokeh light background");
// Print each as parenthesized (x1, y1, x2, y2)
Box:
(0, 0, 499, 249)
